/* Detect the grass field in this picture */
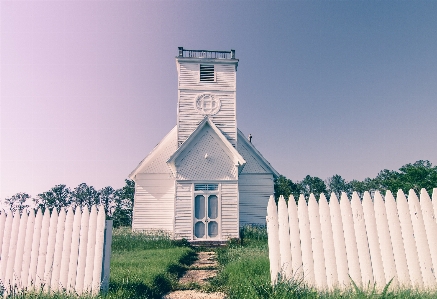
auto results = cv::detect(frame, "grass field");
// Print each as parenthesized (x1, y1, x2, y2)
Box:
(7, 226, 437, 298)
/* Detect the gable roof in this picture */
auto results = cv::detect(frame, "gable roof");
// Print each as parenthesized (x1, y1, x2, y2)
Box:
(237, 129, 280, 178)
(167, 117, 246, 174)
(129, 126, 177, 179)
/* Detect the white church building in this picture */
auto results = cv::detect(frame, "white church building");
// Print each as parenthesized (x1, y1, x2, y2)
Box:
(129, 47, 279, 242)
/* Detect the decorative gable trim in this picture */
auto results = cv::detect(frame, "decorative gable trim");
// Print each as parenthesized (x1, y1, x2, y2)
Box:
(129, 126, 177, 179)
(167, 117, 246, 175)
(237, 129, 280, 178)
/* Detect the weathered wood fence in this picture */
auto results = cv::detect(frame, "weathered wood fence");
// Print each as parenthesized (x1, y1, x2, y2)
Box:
(0, 205, 112, 295)
(267, 188, 437, 290)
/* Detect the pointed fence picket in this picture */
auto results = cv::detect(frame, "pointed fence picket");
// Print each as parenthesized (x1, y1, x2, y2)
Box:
(0, 205, 112, 296)
(266, 188, 437, 290)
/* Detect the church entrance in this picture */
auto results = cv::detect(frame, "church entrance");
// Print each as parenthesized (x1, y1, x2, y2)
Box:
(193, 184, 220, 240)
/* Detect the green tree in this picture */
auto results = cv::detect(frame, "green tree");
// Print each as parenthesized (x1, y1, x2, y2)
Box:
(326, 174, 350, 199)
(71, 183, 100, 208)
(35, 185, 71, 212)
(112, 179, 135, 227)
(299, 175, 328, 200)
(99, 186, 116, 216)
(274, 175, 300, 202)
(4, 192, 30, 213)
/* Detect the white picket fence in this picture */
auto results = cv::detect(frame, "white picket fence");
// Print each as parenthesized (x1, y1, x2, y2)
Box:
(0, 205, 112, 295)
(267, 188, 437, 290)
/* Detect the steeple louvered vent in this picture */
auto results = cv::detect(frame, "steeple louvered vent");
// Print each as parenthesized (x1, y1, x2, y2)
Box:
(200, 64, 215, 82)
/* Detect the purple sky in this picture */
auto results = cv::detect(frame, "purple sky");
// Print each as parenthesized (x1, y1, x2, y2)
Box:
(1, 1, 437, 199)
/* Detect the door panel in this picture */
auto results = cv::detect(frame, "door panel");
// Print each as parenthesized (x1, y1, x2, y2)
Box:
(194, 193, 220, 240)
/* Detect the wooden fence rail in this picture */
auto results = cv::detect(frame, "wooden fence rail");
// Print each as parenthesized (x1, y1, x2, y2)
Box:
(267, 188, 437, 290)
(0, 205, 112, 295)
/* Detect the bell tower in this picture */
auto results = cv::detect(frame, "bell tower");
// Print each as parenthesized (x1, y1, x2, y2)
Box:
(175, 47, 239, 147)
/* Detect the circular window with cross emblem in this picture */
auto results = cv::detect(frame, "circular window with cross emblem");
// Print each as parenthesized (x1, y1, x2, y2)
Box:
(195, 94, 221, 115)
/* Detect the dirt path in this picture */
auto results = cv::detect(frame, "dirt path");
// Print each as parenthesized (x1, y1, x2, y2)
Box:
(162, 251, 226, 299)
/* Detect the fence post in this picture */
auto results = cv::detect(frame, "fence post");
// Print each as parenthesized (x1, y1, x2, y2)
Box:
(288, 195, 303, 278)
(101, 219, 113, 293)
(374, 191, 397, 287)
(363, 191, 385, 287)
(308, 194, 326, 289)
(319, 193, 338, 289)
(329, 193, 349, 288)
(421, 189, 437, 279)
(340, 192, 361, 287)
(385, 191, 409, 286)
(266, 195, 280, 284)
(298, 194, 315, 286)
(397, 190, 422, 287)
(277, 195, 292, 280)
(408, 190, 435, 287)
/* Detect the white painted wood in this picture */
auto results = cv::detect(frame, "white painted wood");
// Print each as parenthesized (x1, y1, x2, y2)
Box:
(340, 192, 361, 287)
(397, 190, 422, 287)
(277, 196, 292, 279)
(50, 208, 66, 292)
(408, 189, 435, 287)
(28, 209, 43, 289)
(13, 210, 27, 288)
(75, 206, 90, 294)
(43, 209, 58, 290)
(221, 182, 239, 239)
(0, 211, 6, 269)
(101, 220, 113, 293)
(351, 192, 373, 287)
(266, 195, 280, 284)
(35, 211, 52, 289)
(0, 212, 13, 282)
(308, 194, 327, 289)
(21, 210, 35, 289)
(419, 188, 437, 285)
(67, 206, 82, 291)
(5, 210, 21, 289)
(329, 193, 349, 288)
(373, 191, 397, 287)
(174, 126, 239, 181)
(385, 190, 409, 287)
(84, 206, 98, 293)
(174, 182, 192, 240)
(59, 207, 74, 290)
(319, 193, 338, 289)
(298, 195, 315, 286)
(92, 206, 106, 294)
(287, 195, 303, 278)
(132, 173, 175, 232)
(239, 174, 274, 225)
(362, 192, 385, 287)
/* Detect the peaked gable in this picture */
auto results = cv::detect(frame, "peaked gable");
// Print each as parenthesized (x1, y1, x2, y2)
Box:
(129, 126, 177, 179)
(167, 117, 246, 180)
(237, 129, 279, 177)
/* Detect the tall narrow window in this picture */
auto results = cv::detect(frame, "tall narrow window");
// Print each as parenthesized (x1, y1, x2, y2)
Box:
(200, 64, 215, 82)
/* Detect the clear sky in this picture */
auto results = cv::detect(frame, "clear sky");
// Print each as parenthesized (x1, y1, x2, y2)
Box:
(1, 1, 437, 199)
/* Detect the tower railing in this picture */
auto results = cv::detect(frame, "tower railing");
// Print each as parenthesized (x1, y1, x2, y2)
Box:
(178, 47, 235, 59)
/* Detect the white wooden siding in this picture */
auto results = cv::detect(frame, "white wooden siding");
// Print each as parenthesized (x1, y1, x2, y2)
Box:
(178, 90, 236, 146)
(132, 173, 175, 232)
(237, 142, 269, 174)
(174, 182, 192, 240)
(239, 173, 274, 225)
(175, 127, 238, 180)
(220, 182, 239, 239)
(178, 63, 236, 91)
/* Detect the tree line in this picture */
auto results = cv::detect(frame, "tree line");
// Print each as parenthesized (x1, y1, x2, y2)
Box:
(274, 160, 437, 201)
(3, 179, 134, 228)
